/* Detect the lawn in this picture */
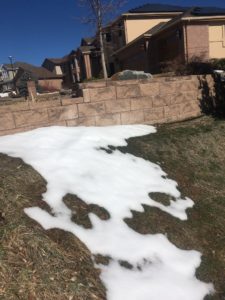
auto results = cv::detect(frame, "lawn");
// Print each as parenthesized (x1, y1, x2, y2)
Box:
(0, 116, 224, 299)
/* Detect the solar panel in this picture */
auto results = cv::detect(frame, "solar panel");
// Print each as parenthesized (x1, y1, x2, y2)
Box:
(129, 3, 189, 13)
(192, 6, 225, 16)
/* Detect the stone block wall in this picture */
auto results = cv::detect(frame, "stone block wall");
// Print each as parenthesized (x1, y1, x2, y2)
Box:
(0, 75, 214, 136)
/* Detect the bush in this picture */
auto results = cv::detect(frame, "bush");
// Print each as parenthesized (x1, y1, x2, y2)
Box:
(211, 58, 225, 70)
(17, 71, 38, 98)
(160, 56, 214, 76)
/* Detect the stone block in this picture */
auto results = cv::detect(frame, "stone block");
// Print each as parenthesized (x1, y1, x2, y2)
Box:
(78, 102, 105, 117)
(0, 127, 28, 136)
(180, 101, 200, 115)
(172, 93, 185, 104)
(105, 99, 130, 113)
(29, 99, 61, 109)
(27, 81, 37, 100)
(159, 82, 177, 96)
(116, 84, 141, 99)
(144, 107, 164, 123)
(47, 121, 67, 127)
(121, 110, 144, 125)
(0, 101, 29, 113)
(82, 89, 91, 103)
(166, 115, 180, 123)
(48, 105, 78, 122)
(89, 86, 116, 102)
(176, 80, 199, 92)
(152, 95, 171, 107)
(140, 82, 159, 97)
(95, 113, 121, 126)
(0, 113, 15, 130)
(66, 117, 96, 127)
(110, 79, 139, 86)
(14, 109, 49, 127)
(82, 81, 107, 89)
(62, 97, 84, 105)
(164, 104, 181, 117)
(131, 97, 153, 110)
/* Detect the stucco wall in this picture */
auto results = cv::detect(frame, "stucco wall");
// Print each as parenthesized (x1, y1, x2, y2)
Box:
(209, 23, 225, 59)
(125, 18, 171, 43)
(0, 75, 213, 137)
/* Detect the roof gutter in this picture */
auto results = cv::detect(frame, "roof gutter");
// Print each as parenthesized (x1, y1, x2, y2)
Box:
(182, 15, 225, 21)
(122, 12, 183, 17)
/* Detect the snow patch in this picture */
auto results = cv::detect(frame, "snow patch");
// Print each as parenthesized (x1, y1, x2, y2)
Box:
(0, 125, 214, 300)
(0, 92, 9, 98)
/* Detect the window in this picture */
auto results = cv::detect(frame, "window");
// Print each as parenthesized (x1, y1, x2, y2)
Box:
(105, 33, 112, 43)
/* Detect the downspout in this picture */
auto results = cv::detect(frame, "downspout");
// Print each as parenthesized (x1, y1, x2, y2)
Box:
(124, 17, 129, 44)
(183, 21, 189, 63)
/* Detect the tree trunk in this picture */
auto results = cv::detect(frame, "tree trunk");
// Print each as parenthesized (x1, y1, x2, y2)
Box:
(99, 28, 108, 80)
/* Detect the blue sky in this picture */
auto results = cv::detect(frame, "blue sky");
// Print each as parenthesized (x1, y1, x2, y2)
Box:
(1, 0, 225, 66)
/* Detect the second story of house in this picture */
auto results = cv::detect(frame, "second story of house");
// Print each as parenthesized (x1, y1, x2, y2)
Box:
(102, 3, 188, 54)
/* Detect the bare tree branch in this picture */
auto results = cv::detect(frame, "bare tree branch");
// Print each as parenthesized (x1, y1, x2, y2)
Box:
(77, 0, 126, 79)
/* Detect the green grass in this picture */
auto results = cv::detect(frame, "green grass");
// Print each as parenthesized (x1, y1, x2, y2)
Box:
(0, 116, 225, 299)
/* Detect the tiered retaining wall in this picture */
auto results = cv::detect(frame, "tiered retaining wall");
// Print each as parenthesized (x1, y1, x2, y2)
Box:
(0, 75, 214, 136)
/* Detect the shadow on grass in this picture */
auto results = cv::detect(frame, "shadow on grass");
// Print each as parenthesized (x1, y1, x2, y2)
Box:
(199, 74, 225, 119)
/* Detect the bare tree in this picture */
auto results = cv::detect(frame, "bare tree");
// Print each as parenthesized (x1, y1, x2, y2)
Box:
(78, 0, 125, 79)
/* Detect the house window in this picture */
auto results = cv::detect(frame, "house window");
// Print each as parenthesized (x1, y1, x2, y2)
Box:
(176, 29, 183, 40)
(105, 33, 112, 42)
(118, 22, 123, 37)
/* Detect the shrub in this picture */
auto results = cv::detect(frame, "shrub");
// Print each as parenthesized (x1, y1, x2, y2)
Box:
(17, 71, 38, 98)
(159, 56, 214, 76)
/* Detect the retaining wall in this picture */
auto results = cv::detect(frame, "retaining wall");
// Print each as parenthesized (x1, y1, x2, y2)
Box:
(0, 75, 214, 136)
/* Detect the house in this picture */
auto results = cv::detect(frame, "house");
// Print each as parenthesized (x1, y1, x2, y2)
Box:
(0, 63, 19, 91)
(102, 3, 188, 75)
(42, 55, 75, 87)
(39, 3, 225, 82)
(13, 62, 63, 91)
(76, 37, 102, 80)
(112, 5, 225, 73)
(74, 3, 187, 80)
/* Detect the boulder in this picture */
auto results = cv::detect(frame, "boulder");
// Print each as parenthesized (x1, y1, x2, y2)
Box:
(111, 70, 153, 81)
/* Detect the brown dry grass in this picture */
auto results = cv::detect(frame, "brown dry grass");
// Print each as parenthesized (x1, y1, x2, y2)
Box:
(0, 155, 106, 300)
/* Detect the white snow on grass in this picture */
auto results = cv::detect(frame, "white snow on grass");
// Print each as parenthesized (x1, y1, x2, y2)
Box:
(0, 125, 214, 300)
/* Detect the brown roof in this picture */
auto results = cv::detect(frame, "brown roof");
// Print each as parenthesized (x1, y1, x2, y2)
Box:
(81, 37, 95, 46)
(45, 56, 70, 64)
(78, 45, 96, 53)
(16, 62, 62, 79)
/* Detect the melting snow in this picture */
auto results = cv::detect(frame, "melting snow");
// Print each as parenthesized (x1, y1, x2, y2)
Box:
(0, 125, 214, 300)
(0, 92, 9, 98)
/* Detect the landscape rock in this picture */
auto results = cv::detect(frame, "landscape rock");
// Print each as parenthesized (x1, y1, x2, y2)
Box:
(111, 70, 153, 81)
